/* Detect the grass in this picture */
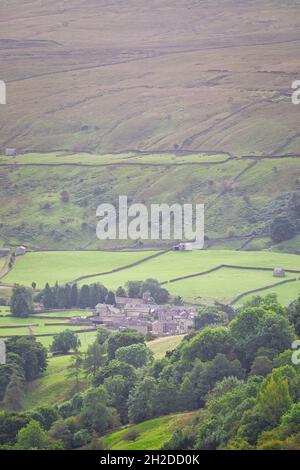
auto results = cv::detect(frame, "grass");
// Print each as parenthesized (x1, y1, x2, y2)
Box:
(0, 155, 299, 252)
(166, 268, 299, 305)
(100, 411, 200, 450)
(4, 249, 300, 305)
(23, 355, 84, 410)
(237, 279, 300, 307)
(3, 250, 156, 287)
(147, 335, 184, 359)
(0, 1, 299, 158)
(75, 250, 300, 304)
(0, 152, 229, 166)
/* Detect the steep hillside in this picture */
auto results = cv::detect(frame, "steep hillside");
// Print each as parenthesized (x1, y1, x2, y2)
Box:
(1, 0, 300, 155)
(0, 152, 299, 250)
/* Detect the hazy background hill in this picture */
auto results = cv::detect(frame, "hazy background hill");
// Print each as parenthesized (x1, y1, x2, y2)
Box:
(1, 0, 300, 155)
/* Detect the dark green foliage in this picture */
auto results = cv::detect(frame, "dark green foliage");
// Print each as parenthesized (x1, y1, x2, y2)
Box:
(5, 336, 47, 381)
(115, 343, 153, 368)
(270, 216, 296, 243)
(10, 284, 33, 317)
(125, 278, 170, 304)
(0, 411, 30, 445)
(107, 329, 145, 360)
(50, 330, 81, 354)
(195, 306, 228, 330)
(105, 291, 116, 305)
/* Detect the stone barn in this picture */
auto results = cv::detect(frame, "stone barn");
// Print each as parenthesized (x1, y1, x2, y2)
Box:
(15, 246, 26, 256)
(5, 148, 17, 157)
(273, 267, 285, 278)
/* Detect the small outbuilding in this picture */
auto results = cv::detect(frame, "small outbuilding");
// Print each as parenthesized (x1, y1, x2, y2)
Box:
(174, 242, 194, 252)
(273, 267, 285, 278)
(15, 246, 26, 256)
(0, 247, 10, 257)
(5, 148, 17, 157)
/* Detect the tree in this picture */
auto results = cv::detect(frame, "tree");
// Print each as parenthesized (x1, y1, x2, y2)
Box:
(173, 296, 184, 306)
(270, 216, 296, 243)
(31, 406, 59, 431)
(116, 286, 127, 297)
(195, 306, 228, 330)
(51, 330, 81, 354)
(73, 429, 91, 448)
(78, 285, 90, 309)
(107, 329, 145, 360)
(49, 419, 72, 449)
(42, 283, 55, 309)
(153, 378, 179, 416)
(5, 336, 47, 381)
(94, 360, 136, 387)
(84, 342, 106, 378)
(257, 373, 292, 426)
(126, 281, 143, 298)
(2, 370, 24, 411)
(67, 353, 83, 392)
(182, 326, 235, 362)
(179, 376, 199, 411)
(230, 307, 294, 367)
(115, 343, 153, 368)
(105, 291, 116, 305)
(16, 420, 49, 450)
(10, 285, 33, 317)
(90, 283, 108, 307)
(128, 377, 157, 423)
(70, 284, 78, 307)
(0, 411, 29, 446)
(104, 375, 132, 423)
(80, 387, 119, 434)
(287, 295, 300, 336)
(250, 356, 273, 377)
(96, 328, 112, 345)
(141, 278, 169, 304)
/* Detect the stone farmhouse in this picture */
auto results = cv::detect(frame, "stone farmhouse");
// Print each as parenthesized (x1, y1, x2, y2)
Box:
(15, 246, 26, 256)
(90, 295, 196, 337)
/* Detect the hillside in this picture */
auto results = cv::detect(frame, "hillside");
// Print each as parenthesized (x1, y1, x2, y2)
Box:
(0, 152, 299, 250)
(100, 411, 201, 450)
(1, 0, 300, 156)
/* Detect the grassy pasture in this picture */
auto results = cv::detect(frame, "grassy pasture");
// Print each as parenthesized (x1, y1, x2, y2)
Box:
(4, 249, 300, 305)
(147, 335, 184, 359)
(100, 411, 200, 450)
(0, 152, 229, 166)
(23, 355, 84, 410)
(237, 280, 300, 307)
(3, 250, 156, 287)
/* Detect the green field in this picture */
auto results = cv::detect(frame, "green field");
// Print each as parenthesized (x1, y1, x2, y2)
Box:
(23, 355, 84, 410)
(100, 411, 200, 450)
(147, 335, 185, 359)
(3, 250, 156, 287)
(4, 249, 300, 305)
(0, 152, 229, 166)
(237, 280, 300, 307)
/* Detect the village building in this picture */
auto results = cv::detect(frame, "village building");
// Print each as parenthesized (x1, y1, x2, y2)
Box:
(174, 242, 193, 252)
(0, 247, 10, 257)
(5, 148, 17, 157)
(273, 267, 285, 278)
(93, 296, 196, 337)
(15, 246, 26, 256)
